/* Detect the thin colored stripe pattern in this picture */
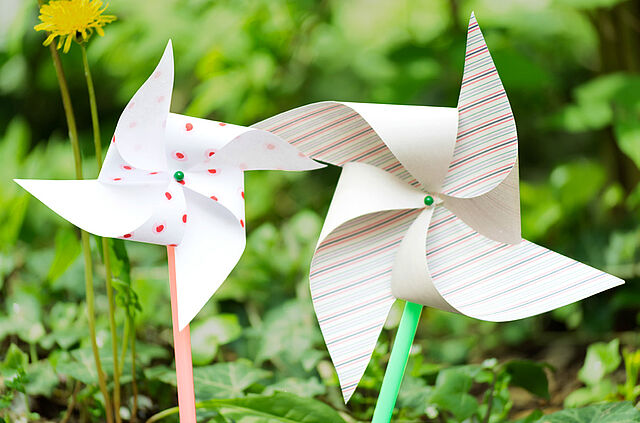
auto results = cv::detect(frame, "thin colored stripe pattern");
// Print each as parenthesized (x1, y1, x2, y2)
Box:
(309, 209, 420, 401)
(427, 206, 623, 321)
(440, 13, 518, 198)
(252, 102, 419, 186)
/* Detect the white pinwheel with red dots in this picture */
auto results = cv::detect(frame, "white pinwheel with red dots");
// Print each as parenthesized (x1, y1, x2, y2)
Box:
(15, 41, 322, 329)
(255, 14, 624, 402)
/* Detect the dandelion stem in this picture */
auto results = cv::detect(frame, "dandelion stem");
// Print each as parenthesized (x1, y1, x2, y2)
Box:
(119, 315, 129, 376)
(130, 315, 139, 423)
(81, 43, 121, 423)
(43, 26, 114, 423)
(81, 44, 103, 167)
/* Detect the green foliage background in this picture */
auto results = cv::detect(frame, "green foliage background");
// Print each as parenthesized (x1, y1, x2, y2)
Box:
(1, 0, 640, 422)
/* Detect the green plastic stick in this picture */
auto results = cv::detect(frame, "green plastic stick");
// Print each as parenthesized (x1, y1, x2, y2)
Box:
(371, 301, 423, 423)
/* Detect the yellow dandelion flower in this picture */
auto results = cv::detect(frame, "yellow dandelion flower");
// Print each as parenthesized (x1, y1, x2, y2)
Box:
(34, 0, 116, 53)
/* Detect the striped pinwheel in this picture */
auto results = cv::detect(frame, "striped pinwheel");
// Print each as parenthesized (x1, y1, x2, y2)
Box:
(254, 13, 624, 404)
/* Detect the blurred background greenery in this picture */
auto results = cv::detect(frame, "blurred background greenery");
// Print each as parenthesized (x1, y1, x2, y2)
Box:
(1, 0, 640, 422)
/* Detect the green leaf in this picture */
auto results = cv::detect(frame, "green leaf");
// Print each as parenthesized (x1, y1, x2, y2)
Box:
(2, 343, 27, 373)
(505, 360, 551, 399)
(513, 410, 544, 423)
(535, 401, 640, 423)
(190, 314, 242, 365)
(563, 381, 617, 408)
(2, 289, 45, 343)
(615, 119, 640, 171)
(25, 360, 59, 397)
(430, 368, 478, 420)
(202, 392, 347, 423)
(195, 361, 271, 401)
(47, 228, 81, 282)
(162, 360, 271, 402)
(578, 339, 621, 386)
(256, 299, 321, 366)
(263, 376, 326, 397)
(550, 161, 606, 213)
(1, 344, 28, 394)
(43, 302, 86, 350)
(55, 349, 99, 385)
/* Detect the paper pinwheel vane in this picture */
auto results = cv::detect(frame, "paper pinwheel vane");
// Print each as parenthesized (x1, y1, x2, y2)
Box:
(256, 12, 624, 404)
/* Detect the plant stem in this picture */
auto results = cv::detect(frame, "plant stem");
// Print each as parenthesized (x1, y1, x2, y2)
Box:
(81, 43, 121, 423)
(80, 44, 104, 167)
(119, 316, 129, 376)
(44, 30, 113, 423)
(482, 371, 497, 423)
(130, 315, 139, 423)
(102, 237, 121, 423)
(60, 381, 81, 423)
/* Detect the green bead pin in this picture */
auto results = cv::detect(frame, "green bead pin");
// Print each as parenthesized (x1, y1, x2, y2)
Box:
(173, 170, 184, 182)
(423, 195, 434, 206)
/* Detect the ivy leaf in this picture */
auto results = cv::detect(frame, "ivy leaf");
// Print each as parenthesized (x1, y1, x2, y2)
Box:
(535, 402, 640, 423)
(202, 392, 347, 423)
(25, 360, 59, 397)
(263, 376, 326, 397)
(430, 368, 478, 421)
(194, 361, 271, 401)
(190, 314, 242, 365)
(145, 360, 272, 402)
(505, 360, 551, 399)
(578, 339, 621, 386)
(256, 299, 321, 366)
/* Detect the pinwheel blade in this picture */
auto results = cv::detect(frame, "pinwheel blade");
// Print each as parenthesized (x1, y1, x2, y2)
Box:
(311, 208, 420, 402)
(426, 207, 624, 321)
(443, 162, 521, 244)
(174, 187, 246, 329)
(253, 102, 419, 187)
(108, 40, 174, 171)
(15, 179, 163, 238)
(440, 12, 518, 199)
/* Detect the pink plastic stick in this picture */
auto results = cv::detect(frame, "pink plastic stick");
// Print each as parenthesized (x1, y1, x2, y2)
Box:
(167, 246, 197, 422)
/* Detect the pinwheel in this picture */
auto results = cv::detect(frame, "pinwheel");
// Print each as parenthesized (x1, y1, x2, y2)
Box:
(15, 41, 322, 421)
(254, 13, 624, 422)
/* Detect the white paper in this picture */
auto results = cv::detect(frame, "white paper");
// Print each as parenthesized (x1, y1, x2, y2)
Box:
(14, 179, 164, 237)
(175, 188, 246, 329)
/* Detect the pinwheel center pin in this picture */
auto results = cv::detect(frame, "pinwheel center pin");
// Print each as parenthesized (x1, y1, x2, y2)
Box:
(423, 195, 434, 206)
(173, 170, 184, 182)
